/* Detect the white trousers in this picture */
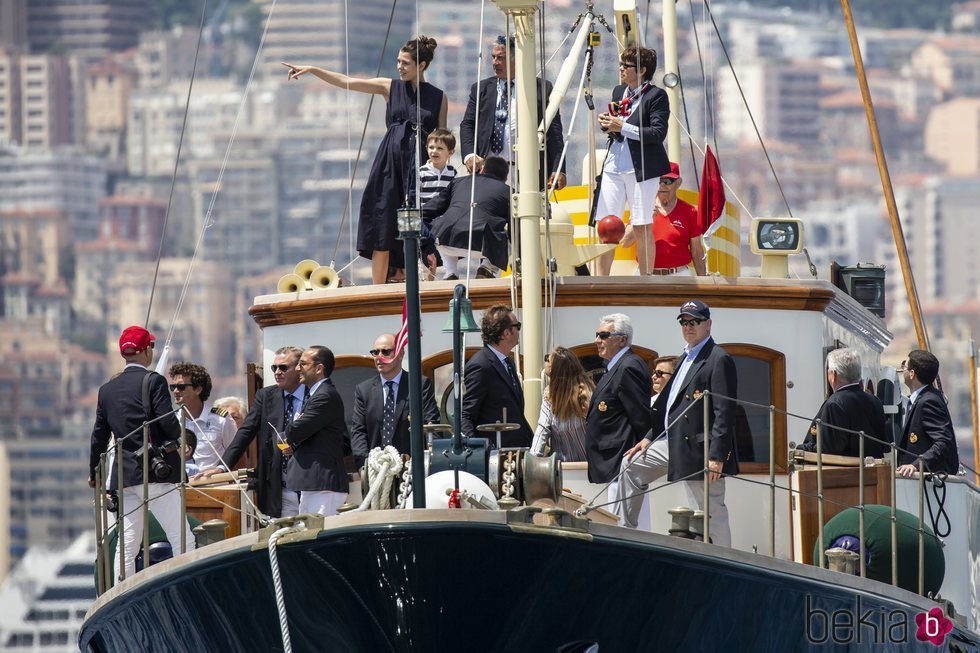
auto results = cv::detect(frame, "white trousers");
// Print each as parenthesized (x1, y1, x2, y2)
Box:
(281, 490, 301, 518)
(116, 483, 195, 581)
(298, 490, 347, 517)
(595, 171, 659, 225)
(683, 478, 731, 547)
(614, 437, 669, 529)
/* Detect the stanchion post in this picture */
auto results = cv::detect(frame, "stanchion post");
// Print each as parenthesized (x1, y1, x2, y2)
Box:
(890, 448, 898, 587)
(180, 408, 187, 554)
(858, 430, 866, 578)
(93, 463, 105, 595)
(917, 458, 925, 596)
(703, 391, 710, 545)
(116, 439, 125, 581)
(142, 422, 151, 570)
(816, 420, 825, 569)
(768, 404, 775, 558)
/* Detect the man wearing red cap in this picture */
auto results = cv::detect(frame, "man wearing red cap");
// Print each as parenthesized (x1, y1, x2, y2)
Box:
(90, 325, 194, 581)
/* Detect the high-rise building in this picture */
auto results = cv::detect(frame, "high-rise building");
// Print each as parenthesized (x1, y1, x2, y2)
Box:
(0, 146, 106, 243)
(27, 0, 149, 61)
(259, 0, 413, 77)
(85, 55, 138, 162)
(0, 50, 84, 148)
(0, 0, 28, 50)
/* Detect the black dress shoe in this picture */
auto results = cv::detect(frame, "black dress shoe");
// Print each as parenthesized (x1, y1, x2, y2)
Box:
(476, 265, 495, 279)
(443, 274, 459, 281)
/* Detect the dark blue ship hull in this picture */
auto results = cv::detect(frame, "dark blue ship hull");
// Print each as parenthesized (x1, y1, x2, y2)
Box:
(79, 512, 980, 652)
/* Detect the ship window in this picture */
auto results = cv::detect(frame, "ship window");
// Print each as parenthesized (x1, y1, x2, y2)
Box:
(719, 344, 788, 474)
(330, 355, 377, 426)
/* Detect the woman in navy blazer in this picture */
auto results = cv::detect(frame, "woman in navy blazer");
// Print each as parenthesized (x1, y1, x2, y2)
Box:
(595, 46, 671, 275)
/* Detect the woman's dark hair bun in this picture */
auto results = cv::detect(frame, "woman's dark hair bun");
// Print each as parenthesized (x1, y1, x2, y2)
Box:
(403, 35, 437, 66)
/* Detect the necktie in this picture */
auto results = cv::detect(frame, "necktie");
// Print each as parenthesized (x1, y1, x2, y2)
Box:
(503, 357, 520, 393)
(382, 381, 396, 446)
(281, 394, 295, 485)
(490, 80, 512, 155)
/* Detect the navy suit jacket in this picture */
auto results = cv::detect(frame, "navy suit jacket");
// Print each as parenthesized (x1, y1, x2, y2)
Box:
(605, 83, 671, 182)
(285, 379, 348, 492)
(90, 366, 181, 489)
(584, 349, 652, 483)
(652, 338, 739, 481)
(221, 384, 297, 517)
(459, 76, 565, 186)
(461, 345, 533, 448)
(801, 384, 888, 459)
(350, 374, 440, 466)
(897, 386, 959, 474)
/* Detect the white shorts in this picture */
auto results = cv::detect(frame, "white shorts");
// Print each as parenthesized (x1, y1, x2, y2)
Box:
(595, 171, 659, 226)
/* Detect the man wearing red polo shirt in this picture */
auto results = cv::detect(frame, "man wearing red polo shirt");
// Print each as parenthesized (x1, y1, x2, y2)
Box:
(650, 162, 706, 276)
(621, 162, 706, 276)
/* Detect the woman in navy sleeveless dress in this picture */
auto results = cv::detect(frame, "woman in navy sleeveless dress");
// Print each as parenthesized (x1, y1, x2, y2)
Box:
(283, 36, 448, 284)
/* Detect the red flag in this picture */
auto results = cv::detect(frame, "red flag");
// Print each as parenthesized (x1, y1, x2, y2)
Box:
(697, 145, 726, 233)
(386, 298, 409, 363)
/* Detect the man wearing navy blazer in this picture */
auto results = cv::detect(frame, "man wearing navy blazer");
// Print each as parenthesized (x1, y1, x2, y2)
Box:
(461, 304, 533, 448)
(585, 313, 652, 515)
(284, 345, 348, 516)
(619, 300, 738, 546)
(896, 350, 959, 477)
(199, 346, 306, 518)
(350, 333, 441, 466)
(459, 35, 566, 191)
(800, 348, 888, 459)
(89, 325, 195, 579)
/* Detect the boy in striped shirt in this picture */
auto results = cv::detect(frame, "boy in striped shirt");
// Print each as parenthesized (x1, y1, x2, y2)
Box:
(419, 129, 457, 279)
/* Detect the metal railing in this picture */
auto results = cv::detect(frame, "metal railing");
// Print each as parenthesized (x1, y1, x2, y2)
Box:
(93, 405, 265, 595)
(577, 389, 979, 598)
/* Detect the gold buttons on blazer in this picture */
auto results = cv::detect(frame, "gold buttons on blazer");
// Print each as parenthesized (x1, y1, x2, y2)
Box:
(909, 432, 918, 444)
(598, 401, 608, 412)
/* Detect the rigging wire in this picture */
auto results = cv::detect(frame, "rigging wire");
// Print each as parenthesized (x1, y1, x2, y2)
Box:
(144, 0, 208, 328)
(702, 0, 794, 218)
(464, 1, 489, 292)
(163, 0, 280, 345)
(671, 116, 754, 220)
(329, 0, 402, 267)
(686, 0, 720, 167)
(344, 0, 354, 271)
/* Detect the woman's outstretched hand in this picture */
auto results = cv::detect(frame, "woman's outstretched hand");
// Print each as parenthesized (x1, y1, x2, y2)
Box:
(282, 61, 309, 81)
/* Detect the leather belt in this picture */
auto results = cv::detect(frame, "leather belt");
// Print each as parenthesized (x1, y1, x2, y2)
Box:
(649, 267, 680, 276)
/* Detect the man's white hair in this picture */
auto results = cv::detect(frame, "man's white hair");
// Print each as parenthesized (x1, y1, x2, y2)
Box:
(600, 313, 633, 346)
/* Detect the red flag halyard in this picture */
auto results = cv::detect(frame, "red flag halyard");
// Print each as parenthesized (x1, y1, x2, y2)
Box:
(697, 145, 726, 234)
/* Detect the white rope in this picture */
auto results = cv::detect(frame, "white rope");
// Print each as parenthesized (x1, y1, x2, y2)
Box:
(268, 524, 303, 653)
(355, 446, 404, 511)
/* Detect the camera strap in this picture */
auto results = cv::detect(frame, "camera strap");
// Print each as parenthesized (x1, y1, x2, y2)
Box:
(141, 370, 155, 440)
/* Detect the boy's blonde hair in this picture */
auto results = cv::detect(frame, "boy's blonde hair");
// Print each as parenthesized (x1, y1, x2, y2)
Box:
(427, 128, 456, 151)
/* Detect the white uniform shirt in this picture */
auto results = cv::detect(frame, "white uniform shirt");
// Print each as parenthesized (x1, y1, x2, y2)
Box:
(186, 401, 238, 470)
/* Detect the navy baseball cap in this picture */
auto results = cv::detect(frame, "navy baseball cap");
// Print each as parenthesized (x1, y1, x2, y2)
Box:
(678, 300, 710, 321)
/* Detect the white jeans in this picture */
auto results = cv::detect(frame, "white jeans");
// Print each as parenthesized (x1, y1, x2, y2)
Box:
(614, 437, 669, 529)
(115, 483, 195, 581)
(595, 171, 659, 225)
(281, 490, 301, 518)
(298, 490, 347, 517)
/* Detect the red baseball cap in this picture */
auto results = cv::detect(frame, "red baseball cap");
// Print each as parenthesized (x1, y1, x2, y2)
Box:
(661, 162, 681, 179)
(118, 326, 155, 355)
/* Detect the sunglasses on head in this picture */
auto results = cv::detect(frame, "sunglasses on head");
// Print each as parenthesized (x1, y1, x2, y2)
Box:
(270, 364, 291, 373)
(653, 369, 673, 378)
(595, 331, 624, 340)
(169, 383, 192, 391)
(678, 318, 703, 327)
(370, 348, 395, 357)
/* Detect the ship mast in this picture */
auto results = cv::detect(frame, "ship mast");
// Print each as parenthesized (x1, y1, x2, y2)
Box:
(495, 0, 544, 425)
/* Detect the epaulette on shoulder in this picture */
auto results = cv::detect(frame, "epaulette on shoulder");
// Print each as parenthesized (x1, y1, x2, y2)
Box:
(211, 406, 229, 417)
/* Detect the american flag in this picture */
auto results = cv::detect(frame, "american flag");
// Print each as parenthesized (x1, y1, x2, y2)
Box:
(385, 298, 410, 363)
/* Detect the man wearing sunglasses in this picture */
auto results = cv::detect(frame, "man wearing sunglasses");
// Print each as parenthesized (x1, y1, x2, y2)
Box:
(619, 300, 738, 546)
(168, 362, 237, 473)
(89, 325, 195, 580)
(198, 346, 306, 518)
(585, 313, 652, 517)
(896, 350, 959, 477)
(350, 333, 441, 467)
(461, 304, 533, 448)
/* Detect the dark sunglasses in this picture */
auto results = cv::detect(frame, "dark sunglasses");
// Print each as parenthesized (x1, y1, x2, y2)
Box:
(370, 348, 395, 357)
(678, 318, 703, 327)
(508, 322, 522, 331)
(270, 364, 291, 372)
(169, 383, 192, 391)
(659, 178, 677, 185)
(148, 341, 155, 349)
(653, 369, 673, 378)
(898, 360, 908, 373)
(543, 354, 550, 364)
(595, 331, 624, 340)
(619, 63, 637, 69)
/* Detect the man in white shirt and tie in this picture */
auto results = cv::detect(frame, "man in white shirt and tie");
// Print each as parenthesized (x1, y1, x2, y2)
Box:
(350, 333, 441, 467)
